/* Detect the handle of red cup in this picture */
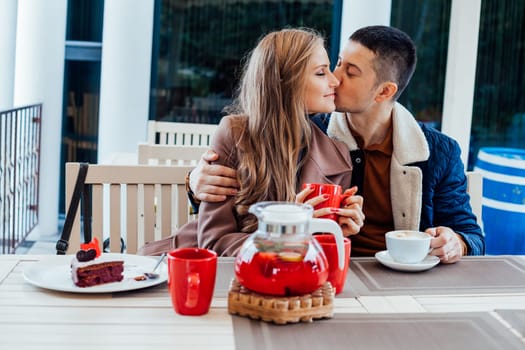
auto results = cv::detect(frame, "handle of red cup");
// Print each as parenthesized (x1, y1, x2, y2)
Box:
(185, 272, 200, 308)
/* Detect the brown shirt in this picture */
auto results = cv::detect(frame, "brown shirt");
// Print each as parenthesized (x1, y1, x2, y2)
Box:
(350, 126, 395, 256)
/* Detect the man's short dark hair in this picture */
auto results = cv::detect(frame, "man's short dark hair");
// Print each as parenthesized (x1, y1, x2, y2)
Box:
(350, 25, 417, 100)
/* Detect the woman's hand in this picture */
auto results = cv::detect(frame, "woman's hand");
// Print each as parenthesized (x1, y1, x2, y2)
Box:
(335, 187, 365, 237)
(296, 186, 365, 236)
(296, 186, 332, 217)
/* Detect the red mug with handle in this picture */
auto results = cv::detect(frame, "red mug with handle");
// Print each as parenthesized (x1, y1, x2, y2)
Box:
(167, 248, 217, 316)
(302, 183, 353, 221)
(314, 234, 351, 294)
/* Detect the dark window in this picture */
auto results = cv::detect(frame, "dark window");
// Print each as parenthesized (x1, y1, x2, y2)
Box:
(391, 0, 452, 130)
(469, 0, 525, 168)
(60, 0, 104, 214)
(149, 0, 340, 124)
(66, 0, 104, 41)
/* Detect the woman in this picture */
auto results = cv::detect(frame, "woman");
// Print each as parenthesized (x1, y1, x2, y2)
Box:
(140, 28, 364, 256)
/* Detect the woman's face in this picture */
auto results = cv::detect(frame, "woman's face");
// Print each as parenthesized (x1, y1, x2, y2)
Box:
(304, 45, 340, 114)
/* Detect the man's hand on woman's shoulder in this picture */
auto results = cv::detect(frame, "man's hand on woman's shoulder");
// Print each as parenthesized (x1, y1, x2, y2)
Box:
(189, 150, 239, 202)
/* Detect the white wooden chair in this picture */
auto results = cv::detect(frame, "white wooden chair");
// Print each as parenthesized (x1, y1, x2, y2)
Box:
(147, 120, 217, 146)
(466, 171, 483, 227)
(137, 143, 207, 166)
(64, 162, 193, 254)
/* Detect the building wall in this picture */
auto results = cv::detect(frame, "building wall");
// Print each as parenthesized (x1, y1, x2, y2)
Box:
(0, 0, 17, 110)
(97, 0, 155, 163)
(13, 0, 68, 237)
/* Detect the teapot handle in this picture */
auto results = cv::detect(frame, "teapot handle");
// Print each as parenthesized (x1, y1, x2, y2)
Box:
(309, 218, 345, 269)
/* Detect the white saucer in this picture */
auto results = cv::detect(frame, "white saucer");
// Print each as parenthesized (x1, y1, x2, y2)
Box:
(374, 250, 440, 272)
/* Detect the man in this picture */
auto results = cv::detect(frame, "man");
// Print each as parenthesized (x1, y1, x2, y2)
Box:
(188, 25, 485, 263)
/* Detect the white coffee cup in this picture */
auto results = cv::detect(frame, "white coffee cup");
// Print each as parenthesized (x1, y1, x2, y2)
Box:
(385, 230, 431, 264)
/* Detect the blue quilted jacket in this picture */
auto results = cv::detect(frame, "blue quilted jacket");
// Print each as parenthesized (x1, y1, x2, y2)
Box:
(411, 123, 484, 255)
(313, 105, 485, 256)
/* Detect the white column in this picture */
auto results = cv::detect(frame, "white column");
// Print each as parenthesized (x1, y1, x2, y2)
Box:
(97, 0, 155, 163)
(441, 0, 482, 167)
(339, 0, 391, 51)
(14, 0, 68, 236)
(0, 0, 18, 110)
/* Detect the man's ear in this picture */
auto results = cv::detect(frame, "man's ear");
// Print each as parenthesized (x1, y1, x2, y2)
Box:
(375, 81, 398, 102)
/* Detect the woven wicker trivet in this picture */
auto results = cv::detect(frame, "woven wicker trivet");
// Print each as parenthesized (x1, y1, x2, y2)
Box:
(227, 278, 334, 324)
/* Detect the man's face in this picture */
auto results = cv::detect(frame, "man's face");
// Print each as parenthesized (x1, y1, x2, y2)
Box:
(333, 40, 380, 114)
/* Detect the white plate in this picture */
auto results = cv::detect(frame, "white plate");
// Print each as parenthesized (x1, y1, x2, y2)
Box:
(374, 250, 440, 272)
(23, 253, 168, 293)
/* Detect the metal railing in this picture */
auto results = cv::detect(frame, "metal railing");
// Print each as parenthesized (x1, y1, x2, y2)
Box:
(0, 104, 42, 254)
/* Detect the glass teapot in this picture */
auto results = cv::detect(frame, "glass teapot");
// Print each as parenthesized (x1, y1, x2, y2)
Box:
(234, 202, 345, 296)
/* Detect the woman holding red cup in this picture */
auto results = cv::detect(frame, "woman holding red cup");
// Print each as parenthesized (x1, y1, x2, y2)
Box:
(299, 183, 363, 238)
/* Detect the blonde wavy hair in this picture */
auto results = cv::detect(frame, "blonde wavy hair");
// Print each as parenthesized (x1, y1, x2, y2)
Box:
(225, 28, 324, 232)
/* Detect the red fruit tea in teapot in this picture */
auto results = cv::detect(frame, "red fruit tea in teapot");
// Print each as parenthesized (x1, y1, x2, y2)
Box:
(234, 238, 329, 296)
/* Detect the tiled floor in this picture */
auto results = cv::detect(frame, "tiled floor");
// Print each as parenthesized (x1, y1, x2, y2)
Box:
(15, 229, 60, 254)
(13, 217, 64, 254)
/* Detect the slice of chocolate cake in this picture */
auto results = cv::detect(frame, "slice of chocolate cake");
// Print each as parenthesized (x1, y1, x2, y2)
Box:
(71, 248, 124, 287)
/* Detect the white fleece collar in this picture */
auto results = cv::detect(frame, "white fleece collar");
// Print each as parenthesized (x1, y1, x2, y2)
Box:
(327, 103, 430, 165)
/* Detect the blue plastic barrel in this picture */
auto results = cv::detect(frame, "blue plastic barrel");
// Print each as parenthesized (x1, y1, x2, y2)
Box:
(474, 147, 525, 254)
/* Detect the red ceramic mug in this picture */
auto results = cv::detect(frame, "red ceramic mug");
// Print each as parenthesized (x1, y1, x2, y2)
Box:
(314, 234, 351, 294)
(167, 248, 217, 316)
(302, 183, 350, 221)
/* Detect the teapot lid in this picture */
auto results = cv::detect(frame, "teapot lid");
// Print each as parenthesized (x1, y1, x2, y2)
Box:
(259, 204, 310, 224)
(250, 202, 313, 236)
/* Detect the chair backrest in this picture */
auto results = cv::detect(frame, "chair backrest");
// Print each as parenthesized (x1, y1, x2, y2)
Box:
(466, 171, 483, 226)
(147, 121, 218, 146)
(137, 143, 206, 166)
(64, 162, 193, 254)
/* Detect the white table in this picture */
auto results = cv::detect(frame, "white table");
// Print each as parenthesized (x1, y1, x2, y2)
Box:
(0, 255, 233, 350)
(1, 255, 524, 349)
